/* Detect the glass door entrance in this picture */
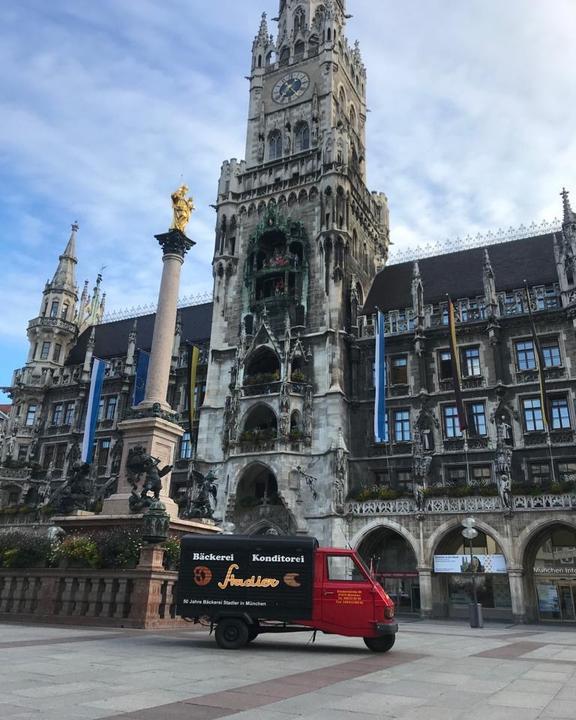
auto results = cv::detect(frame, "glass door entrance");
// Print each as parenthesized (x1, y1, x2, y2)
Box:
(536, 580, 576, 622)
(378, 576, 420, 614)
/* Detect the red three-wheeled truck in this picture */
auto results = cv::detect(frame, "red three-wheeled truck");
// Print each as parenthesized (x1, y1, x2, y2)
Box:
(177, 535, 398, 651)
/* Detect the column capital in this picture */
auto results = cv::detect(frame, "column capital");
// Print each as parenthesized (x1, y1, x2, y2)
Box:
(155, 229, 195, 258)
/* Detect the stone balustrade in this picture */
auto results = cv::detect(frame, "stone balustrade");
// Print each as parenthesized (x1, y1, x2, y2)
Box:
(346, 493, 576, 516)
(0, 562, 185, 629)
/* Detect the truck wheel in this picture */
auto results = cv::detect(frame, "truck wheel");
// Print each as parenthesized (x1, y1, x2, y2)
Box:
(215, 619, 250, 650)
(363, 635, 396, 653)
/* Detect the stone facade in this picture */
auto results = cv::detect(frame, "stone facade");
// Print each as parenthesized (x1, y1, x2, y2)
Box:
(3, 0, 576, 624)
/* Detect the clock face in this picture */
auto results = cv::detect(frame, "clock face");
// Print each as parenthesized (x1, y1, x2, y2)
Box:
(272, 71, 310, 105)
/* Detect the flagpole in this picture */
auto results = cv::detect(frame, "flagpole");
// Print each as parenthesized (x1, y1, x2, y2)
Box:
(524, 282, 557, 485)
(447, 295, 470, 487)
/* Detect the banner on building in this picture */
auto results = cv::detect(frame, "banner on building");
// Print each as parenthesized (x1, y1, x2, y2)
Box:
(525, 285, 550, 429)
(81, 358, 106, 464)
(374, 310, 387, 443)
(187, 344, 201, 428)
(447, 297, 468, 432)
(433, 554, 507, 574)
(132, 349, 150, 406)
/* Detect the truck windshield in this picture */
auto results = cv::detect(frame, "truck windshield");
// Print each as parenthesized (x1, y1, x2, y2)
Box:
(327, 555, 370, 583)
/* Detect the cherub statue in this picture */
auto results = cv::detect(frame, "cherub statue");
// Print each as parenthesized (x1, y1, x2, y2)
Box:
(170, 184, 195, 233)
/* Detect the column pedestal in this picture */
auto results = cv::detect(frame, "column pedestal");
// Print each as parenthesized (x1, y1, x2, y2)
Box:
(102, 416, 183, 518)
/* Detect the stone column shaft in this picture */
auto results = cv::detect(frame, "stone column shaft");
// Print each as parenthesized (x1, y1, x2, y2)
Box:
(418, 567, 434, 618)
(143, 253, 183, 409)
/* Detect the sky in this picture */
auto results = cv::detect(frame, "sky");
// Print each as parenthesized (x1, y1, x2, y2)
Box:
(0, 0, 575, 403)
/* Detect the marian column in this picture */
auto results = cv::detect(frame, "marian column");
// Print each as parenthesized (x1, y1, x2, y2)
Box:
(103, 186, 195, 518)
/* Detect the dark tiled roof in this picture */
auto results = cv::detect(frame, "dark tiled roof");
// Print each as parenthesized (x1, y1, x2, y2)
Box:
(0, 404, 11, 416)
(66, 303, 213, 365)
(364, 233, 558, 313)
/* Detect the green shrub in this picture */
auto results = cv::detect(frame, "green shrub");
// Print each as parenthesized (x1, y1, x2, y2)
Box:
(91, 529, 143, 569)
(0, 530, 53, 569)
(52, 535, 100, 568)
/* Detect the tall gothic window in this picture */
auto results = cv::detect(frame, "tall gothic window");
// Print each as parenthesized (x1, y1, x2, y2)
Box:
(294, 7, 305, 34)
(268, 130, 282, 161)
(294, 40, 305, 61)
(294, 122, 310, 152)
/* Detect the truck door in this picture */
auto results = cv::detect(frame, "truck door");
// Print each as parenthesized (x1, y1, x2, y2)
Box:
(320, 553, 375, 633)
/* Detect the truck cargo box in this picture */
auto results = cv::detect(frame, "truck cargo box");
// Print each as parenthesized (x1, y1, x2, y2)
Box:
(178, 535, 318, 621)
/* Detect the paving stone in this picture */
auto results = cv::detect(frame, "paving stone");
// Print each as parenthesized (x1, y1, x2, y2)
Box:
(541, 699, 576, 718)
(487, 690, 552, 709)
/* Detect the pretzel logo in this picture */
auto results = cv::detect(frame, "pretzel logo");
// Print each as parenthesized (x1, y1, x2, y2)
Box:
(193, 566, 213, 586)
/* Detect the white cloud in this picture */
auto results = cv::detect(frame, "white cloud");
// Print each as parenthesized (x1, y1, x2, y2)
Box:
(0, 0, 575, 396)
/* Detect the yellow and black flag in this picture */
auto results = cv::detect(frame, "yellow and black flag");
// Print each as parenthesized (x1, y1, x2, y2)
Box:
(447, 297, 468, 432)
(187, 344, 201, 430)
(525, 284, 550, 430)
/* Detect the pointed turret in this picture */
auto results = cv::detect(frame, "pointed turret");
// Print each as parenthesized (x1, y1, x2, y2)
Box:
(411, 260, 424, 328)
(483, 249, 499, 318)
(561, 188, 575, 226)
(252, 12, 273, 71)
(51, 222, 78, 291)
(26, 223, 80, 370)
(126, 319, 138, 370)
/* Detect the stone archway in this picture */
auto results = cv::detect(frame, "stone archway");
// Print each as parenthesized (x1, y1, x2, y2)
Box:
(356, 524, 420, 614)
(522, 520, 576, 623)
(432, 523, 512, 621)
(232, 462, 296, 536)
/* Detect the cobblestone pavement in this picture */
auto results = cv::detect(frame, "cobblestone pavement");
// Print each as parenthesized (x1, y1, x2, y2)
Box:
(1, 620, 576, 719)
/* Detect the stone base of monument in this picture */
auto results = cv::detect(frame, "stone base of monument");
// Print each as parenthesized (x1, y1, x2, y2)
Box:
(101, 415, 184, 519)
(51, 513, 219, 539)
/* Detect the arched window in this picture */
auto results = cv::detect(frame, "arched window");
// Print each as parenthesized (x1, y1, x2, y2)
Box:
(279, 47, 290, 66)
(294, 6, 305, 34)
(294, 40, 305, 61)
(268, 130, 282, 161)
(339, 87, 346, 108)
(309, 35, 319, 56)
(294, 122, 310, 152)
(349, 104, 357, 131)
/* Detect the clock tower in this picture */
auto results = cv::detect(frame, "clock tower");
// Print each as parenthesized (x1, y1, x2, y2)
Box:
(196, 0, 390, 544)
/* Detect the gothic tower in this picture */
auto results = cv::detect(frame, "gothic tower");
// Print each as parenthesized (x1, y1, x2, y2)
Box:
(196, 1, 389, 543)
(26, 223, 80, 370)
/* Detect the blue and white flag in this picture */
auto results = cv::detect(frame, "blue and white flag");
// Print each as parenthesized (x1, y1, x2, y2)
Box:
(81, 358, 106, 464)
(374, 311, 387, 443)
(133, 349, 150, 406)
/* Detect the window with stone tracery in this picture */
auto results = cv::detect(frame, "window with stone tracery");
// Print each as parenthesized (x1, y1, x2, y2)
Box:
(294, 7, 305, 34)
(294, 122, 310, 152)
(268, 130, 282, 161)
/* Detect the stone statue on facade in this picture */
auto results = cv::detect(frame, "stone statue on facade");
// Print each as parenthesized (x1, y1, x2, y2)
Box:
(51, 461, 93, 514)
(170, 184, 195, 234)
(332, 428, 348, 514)
(495, 417, 513, 512)
(126, 446, 172, 513)
(182, 469, 218, 519)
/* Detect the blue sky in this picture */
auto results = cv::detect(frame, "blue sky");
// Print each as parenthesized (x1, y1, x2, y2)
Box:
(1, 0, 575, 403)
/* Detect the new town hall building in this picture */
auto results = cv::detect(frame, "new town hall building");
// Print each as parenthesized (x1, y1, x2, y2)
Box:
(2, 0, 576, 625)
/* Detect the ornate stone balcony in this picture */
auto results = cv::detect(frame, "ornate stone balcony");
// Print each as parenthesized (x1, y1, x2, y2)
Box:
(27, 317, 77, 335)
(345, 493, 576, 516)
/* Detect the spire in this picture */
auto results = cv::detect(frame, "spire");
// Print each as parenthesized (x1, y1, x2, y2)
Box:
(411, 260, 424, 327)
(51, 222, 78, 290)
(561, 188, 575, 225)
(483, 249, 499, 317)
(257, 12, 269, 44)
(126, 319, 138, 369)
